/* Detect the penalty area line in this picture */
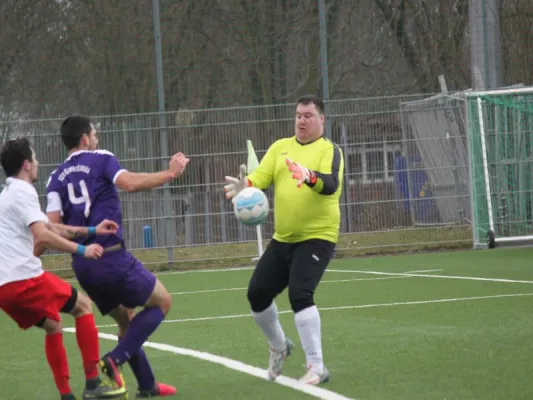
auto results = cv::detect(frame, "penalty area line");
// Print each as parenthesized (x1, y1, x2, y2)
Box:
(62, 329, 356, 400)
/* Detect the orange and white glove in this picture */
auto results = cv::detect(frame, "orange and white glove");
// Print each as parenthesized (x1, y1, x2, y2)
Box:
(286, 158, 317, 188)
(224, 164, 250, 202)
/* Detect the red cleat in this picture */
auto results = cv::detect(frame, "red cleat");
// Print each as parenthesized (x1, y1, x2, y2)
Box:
(136, 382, 177, 398)
(155, 383, 177, 396)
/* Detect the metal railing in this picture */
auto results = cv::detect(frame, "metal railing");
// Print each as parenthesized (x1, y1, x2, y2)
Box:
(0, 94, 472, 273)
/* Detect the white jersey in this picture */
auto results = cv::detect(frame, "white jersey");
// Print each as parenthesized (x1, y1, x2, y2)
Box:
(0, 178, 48, 286)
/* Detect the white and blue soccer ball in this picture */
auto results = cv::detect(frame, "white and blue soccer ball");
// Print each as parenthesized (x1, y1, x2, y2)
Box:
(233, 187, 269, 226)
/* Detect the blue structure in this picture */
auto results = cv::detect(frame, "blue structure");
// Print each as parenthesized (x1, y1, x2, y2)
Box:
(143, 225, 154, 248)
(395, 156, 440, 223)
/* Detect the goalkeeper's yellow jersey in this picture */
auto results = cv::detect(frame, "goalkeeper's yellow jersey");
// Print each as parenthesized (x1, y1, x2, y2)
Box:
(247, 136, 344, 244)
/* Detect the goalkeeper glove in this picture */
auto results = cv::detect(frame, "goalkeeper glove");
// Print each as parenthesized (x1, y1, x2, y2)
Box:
(224, 164, 249, 202)
(286, 158, 317, 188)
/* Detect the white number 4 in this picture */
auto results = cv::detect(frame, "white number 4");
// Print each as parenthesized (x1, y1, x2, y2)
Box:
(67, 180, 91, 218)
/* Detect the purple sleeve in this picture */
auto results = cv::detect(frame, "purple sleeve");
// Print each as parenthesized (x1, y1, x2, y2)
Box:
(101, 152, 127, 184)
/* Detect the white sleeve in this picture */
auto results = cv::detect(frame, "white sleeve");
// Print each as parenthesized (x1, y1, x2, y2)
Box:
(113, 169, 127, 184)
(15, 187, 48, 227)
(46, 191, 63, 213)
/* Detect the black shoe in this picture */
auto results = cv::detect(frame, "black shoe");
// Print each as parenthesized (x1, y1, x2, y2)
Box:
(82, 381, 127, 399)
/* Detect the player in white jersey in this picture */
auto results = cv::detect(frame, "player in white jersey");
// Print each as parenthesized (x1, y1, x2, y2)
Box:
(0, 137, 127, 400)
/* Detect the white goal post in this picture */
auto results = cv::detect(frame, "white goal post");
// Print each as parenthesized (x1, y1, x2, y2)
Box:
(465, 87, 533, 249)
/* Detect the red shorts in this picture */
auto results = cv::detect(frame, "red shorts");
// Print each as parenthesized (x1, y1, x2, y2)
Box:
(0, 272, 73, 330)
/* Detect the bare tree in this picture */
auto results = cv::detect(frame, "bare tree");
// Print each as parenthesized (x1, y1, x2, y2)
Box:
(372, 0, 470, 92)
(500, 0, 533, 85)
(0, 1, 63, 114)
(1, 0, 532, 120)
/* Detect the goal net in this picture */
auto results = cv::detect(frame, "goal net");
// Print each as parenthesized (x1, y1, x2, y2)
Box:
(466, 87, 533, 249)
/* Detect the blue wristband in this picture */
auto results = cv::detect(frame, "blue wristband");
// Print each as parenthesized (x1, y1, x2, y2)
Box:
(88, 227, 97, 235)
(76, 244, 86, 256)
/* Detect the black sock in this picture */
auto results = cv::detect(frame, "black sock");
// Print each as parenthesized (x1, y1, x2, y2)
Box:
(85, 376, 101, 390)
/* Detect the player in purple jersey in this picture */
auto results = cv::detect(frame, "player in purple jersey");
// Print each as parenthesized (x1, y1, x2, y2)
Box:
(43, 115, 189, 398)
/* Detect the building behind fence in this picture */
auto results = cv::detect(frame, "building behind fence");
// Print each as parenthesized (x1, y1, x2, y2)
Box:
(0, 93, 473, 271)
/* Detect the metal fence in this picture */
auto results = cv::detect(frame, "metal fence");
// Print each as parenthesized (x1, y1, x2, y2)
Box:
(0, 93, 473, 272)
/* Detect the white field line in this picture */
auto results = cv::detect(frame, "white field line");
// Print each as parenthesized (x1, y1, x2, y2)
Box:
(90, 292, 533, 328)
(402, 269, 443, 273)
(327, 269, 533, 284)
(152, 266, 254, 275)
(62, 329, 356, 400)
(169, 276, 410, 295)
(63, 263, 442, 283)
(65, 266, 255, 282)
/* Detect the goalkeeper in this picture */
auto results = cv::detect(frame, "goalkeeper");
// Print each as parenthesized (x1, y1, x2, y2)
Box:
(224, 95, 344, 386)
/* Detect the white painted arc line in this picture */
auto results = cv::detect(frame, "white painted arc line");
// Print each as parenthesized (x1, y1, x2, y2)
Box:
(169, 276, 410, 295)
(327, 269, 533, 284)
(62, 329, 356, 400)
(90, 292, 533, 328)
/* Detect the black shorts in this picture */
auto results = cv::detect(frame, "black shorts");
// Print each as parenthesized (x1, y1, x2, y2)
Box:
(247, 238, 336, 312)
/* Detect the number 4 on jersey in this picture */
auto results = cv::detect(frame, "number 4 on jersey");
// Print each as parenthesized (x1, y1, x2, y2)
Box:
(67, 180, 91, 218)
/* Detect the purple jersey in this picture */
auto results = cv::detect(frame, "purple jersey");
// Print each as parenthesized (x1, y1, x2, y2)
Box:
(46, 150, 127, 247)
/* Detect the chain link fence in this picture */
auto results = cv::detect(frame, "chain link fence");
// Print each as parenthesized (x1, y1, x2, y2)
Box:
(0, 93, 474, 273)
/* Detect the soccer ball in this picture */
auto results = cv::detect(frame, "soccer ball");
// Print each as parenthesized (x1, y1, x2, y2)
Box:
(233, 187, 269, 226)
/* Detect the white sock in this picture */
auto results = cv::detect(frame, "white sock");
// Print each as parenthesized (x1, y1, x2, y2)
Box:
(295, 305, 324, 373)
(252, 302, 286, 351)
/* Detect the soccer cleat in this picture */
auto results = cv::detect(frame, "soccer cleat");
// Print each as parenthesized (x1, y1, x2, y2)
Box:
(136, 382, 177, 398)
(99, 355, 126, 389)
(298, 365, 330, 385)
(61, 394, 77, 400)
(82, 383, 128, 399)
(267, 337, 294, 381)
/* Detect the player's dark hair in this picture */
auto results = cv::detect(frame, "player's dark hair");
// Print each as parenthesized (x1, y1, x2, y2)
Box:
(297, 94, 325, 115)
(60, 115, 93, 150)
(0, 137, 33, 177)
